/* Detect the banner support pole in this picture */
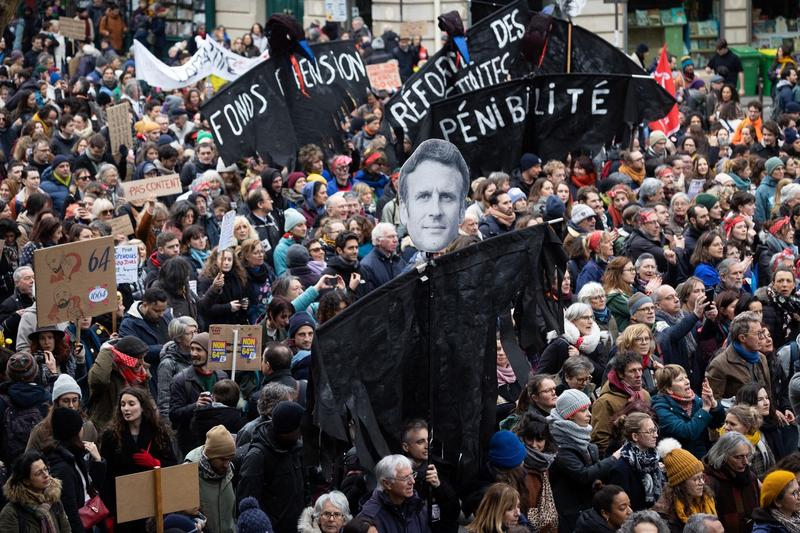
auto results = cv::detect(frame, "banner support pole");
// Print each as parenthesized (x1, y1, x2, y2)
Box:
(231, 328, 239, 381)
(566, 22, 573, 73)
(154, 466, 164, 533)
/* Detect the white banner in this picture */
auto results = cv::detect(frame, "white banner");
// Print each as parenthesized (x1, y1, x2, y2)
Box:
(115, 245, 139, 284)
(133, 37, 268, 90)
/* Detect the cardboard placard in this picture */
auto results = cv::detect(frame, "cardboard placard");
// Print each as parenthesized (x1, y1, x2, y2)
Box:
(401, 21, 428, 38)
(34, 237, 117, 326)
(367, 62, 402, 91)
(208, 324, 262, 371)
(121, 174, 183, 203)
(107, 103, 133, 156)
(216, 210, 236, 250)
(115, 463, 200, 523)
(59, 17, 86, 41)
(115, 245, 139, 284)
(108, 215, 134, 237)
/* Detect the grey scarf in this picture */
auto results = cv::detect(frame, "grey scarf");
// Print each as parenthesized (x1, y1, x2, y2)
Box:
(547, 410, 592, 450)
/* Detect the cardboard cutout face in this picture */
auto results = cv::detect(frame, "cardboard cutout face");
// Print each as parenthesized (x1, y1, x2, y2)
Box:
(399, 139, 468, 253)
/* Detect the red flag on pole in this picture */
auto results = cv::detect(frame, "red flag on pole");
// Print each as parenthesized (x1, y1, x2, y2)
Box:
(648, 46, 680, 136)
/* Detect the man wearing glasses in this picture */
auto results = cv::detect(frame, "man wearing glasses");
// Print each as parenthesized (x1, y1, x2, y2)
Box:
(706, 311, 772, 400)
(618, 149, 646, 186)
(359, 454, 428, 532)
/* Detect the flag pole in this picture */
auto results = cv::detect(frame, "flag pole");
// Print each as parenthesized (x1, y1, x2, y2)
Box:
(566, 22, 573, 73)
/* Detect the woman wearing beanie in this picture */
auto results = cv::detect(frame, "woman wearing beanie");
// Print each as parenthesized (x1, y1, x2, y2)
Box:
(575, 230, 615, 293)
(752, 470, 800, 532)
(607, 412, 666, 511)
(45, 407, 106, 533)
(0, 450, 71, 532)
(514, 412, 557, 532)
(651, 366, 724, 459)
(574, 484, 633, 533)
(652, 438, 716, 532)
(27, 373, 100, 453)
(100, 387, 176, 533)
(703, 431, 760, 533)
(537, 303, 610, 385)
(547, 388, 618, 532)
(462, 430, 529, 518)
(722, 404, 776, 479)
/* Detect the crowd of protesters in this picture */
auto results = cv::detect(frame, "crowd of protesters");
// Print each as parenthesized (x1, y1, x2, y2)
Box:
(5, 2, 800, 533)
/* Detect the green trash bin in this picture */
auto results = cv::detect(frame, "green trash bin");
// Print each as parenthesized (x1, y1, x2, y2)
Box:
(731, 46, 761, 96)
(759, 48, 777, 97)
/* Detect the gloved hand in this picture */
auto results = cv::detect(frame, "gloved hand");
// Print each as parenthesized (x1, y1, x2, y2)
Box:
(132, 449, 161, 469)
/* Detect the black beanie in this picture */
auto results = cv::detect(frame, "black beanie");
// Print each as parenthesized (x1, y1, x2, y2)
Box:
(51, 407, 83, 443)
(271, 401, 304, 434)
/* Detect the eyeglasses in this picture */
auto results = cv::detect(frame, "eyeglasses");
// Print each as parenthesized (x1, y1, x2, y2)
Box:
(309, 246, 323, 253)
(634, 336, 651, 344)
(75, 174, 90, 181)
(100, 209, 113, 216)
(570, 375, 591, 385)
(321, 512, 344, 520)
(392, 472, 417, 483)
(623, 267, 636, 272)
(635, 425, 659, 436)
(538, 387, 557, 395)
(731, 453, 753, 462)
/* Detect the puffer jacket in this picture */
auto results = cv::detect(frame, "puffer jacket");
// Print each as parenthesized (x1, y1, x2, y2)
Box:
(157, 340, 192, 421)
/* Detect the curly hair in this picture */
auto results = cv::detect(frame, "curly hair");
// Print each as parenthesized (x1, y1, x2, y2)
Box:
(108, 387, 173, 451)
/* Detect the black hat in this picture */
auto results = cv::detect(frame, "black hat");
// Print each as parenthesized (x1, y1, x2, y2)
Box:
(271, 401, 304, 434)
(52, 407, 84, 442)
(116, 336, 149, 358)
(28, 325, 65, 343)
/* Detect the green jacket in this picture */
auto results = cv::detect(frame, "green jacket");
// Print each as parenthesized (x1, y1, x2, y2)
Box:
(606, 291, 630, 331)
(88, 344, 151, 430)
(185, 446, 236, 533)
(0, 478, 71, 533)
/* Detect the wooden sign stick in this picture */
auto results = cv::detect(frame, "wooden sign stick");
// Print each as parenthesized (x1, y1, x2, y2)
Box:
(154, 466, 164, 533)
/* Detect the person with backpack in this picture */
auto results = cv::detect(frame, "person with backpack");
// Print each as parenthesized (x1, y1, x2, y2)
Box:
(0, 352, 51, 468)
(0, 450, 71, 532)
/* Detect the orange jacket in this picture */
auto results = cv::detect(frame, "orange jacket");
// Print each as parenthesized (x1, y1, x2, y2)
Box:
(99, 13, 127, 51)
(732, 116, 763, 145)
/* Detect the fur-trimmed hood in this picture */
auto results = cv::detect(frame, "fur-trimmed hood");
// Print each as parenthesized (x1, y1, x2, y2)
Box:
(563, 319, 607, 354)
(3, 477, 62, 506)
(297, 506, 319, 533)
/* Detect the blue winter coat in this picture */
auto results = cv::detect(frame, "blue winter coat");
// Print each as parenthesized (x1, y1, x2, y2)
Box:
(694, 262, 721, 288)
(118, 302, 172, 367)
(360, 248, 407, 293)
(39, 166, 73, 215)
(755, 176, 779, 224)
(358, 489, 428, 533)
(576, 258, 607, 293)
(353, 170, 389, 198)
(651, 393, 725, 458)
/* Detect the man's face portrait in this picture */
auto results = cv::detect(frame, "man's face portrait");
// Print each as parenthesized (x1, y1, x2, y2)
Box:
(399, 140, 467, 253)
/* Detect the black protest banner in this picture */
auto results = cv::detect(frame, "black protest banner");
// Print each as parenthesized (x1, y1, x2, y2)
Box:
(534, 14, 645, 75)
(201, 60, 296, 167)
(418, 79, 529, 177)
(312, 224, 566, 477)
(277, 40, 370, 152)
(524, 73, 676, 161)
(387, 0, 531, 138)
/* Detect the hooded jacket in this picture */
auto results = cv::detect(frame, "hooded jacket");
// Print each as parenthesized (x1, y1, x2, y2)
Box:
(39, 165, 73, 215)
(0, 381, 50, 463)
(358, 489, 428, 533)
(237, 422, 304, 533)
(157, 340, 192, 420)
(118, 301, 172, 364)
(755, 175, 779, 224)
(0, 477, 70, 532)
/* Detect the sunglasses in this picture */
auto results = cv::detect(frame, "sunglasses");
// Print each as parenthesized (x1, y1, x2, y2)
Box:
(100, 209, 113, 216)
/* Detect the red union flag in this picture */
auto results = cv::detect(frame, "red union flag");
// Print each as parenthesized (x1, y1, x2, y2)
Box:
(648, 46, 679, 136)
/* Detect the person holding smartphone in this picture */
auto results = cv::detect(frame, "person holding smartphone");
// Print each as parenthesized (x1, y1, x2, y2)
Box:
(197, 248, 249, 325)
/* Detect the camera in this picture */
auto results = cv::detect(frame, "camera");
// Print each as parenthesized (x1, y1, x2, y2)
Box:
(33, 351, 45, 367)
(324, 277, 337, 287)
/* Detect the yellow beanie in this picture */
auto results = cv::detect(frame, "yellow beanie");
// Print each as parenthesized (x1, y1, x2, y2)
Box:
(657, 438, 704, 486)
(306, 173, 327, 185)
(204, 425, 235, 459)
(761, 470, 796, 508)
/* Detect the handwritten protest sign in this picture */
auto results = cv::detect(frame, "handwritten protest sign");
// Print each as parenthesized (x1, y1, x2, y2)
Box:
(108, 215, 134, 237)
(401, 21, 428, 38)
(107, 103, 133, 156)
(59, 17, 86, 41)
(34, 237, 116, 326)
(208, 324, 262, 372)
(367, 62, 402, 91)
(121, 174, 182, 203)
(217, 210, 236, 250)
(116, 463, 199, 523)
(115, 245, 139, 284)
